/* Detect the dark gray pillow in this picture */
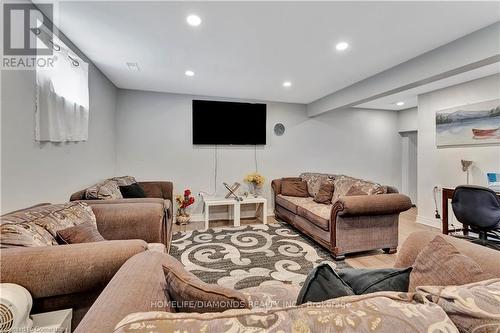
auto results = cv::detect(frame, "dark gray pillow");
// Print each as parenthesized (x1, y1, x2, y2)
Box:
(337, 267, 413, 294)
(296, 263, 354, 305)
(119, 183, 146, 198)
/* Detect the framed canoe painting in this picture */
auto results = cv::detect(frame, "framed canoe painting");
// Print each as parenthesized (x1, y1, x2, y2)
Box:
(436, 99, 500, 147)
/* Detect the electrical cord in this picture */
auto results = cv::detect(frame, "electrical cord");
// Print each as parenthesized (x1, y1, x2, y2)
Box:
(254, 145, 258, 173)
(214, 145, 218, 194)
(199, 145, 218, 198)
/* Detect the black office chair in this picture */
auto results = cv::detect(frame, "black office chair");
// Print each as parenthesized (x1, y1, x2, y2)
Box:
(452, 185, 500, 250)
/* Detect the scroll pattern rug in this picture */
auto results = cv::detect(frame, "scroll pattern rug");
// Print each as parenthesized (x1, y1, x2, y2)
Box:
(170, 222, 350, 290)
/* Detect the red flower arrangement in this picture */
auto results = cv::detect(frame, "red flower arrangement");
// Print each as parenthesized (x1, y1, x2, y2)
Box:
(176, 189, 195, 217)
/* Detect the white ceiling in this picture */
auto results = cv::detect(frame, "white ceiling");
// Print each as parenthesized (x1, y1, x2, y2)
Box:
(355, 63, 500, 111)
(46, 1, 500, 104)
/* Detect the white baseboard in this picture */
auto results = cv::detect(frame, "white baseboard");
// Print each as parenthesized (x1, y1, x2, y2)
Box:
(182, 210, 275, 223)
(416, 215, 441, 229)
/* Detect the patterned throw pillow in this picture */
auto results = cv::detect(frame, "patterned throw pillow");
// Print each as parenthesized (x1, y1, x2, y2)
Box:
(332, 175, 386, 203)
(85, 179, 123, 200)
(111, 176, 137, 186)
(417, 279, 500, 333)
(114, 292, 458, 333)
(300, 173, 336, 197)
(1, 202, 97, 248)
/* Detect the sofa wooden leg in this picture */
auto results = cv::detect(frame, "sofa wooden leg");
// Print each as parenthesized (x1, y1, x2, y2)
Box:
(383, 248, 397, 254)
(333, 254, 345, 261)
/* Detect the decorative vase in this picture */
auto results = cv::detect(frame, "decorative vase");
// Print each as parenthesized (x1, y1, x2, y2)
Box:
(176, 208, 191, 225)
(249, 183, 261, 197)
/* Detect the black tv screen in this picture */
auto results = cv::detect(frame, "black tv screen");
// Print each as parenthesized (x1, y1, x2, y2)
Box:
(192, 100, 266, 145)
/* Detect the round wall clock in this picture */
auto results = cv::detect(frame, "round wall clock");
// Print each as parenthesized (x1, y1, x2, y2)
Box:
(274, 123, 285, 136)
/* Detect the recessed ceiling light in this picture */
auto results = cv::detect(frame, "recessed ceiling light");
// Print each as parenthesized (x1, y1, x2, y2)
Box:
(396, 101, 405, 106)
(186, 14, 201, 27)
(335, 42, 349, 51)
(185, 70, 195, 77)
(283, 81, 292, 87)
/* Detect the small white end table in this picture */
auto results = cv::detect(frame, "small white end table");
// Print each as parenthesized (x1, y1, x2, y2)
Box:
(202, 195, 267, 230)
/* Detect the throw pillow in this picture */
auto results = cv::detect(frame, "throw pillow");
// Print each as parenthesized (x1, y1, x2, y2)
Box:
(337, 267, 412, 294)
(296, 263, 355, 305)
(119, 183, 147, 198)
(281, 180, 309, 197)
(345, 185, 368, 196)
(57, 223, 105, 244)
(416, 278, 500, 333)
(331, 175, 386, 203)
(85, 179, 123, 200)
(0, 202, 97, 247)
(115, 291, 457, 333)
(313, 182, 335, 204)
(300, 173, 336, 197)
(163, 256, 250, 313)
(408, 235, 494, 291)
(112, 176, 137, 186)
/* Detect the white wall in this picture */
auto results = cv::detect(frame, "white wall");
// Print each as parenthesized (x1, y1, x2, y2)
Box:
(115, 90, 401, 218)
(398, 107, 418, 204)
(400, 132, 418, 204)
(1, 65, 117, 213)
(398, 108, 418, 132)
(417, 74, 500, 227)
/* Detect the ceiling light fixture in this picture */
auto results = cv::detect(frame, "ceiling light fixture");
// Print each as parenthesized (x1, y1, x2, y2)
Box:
(396, 101, 405, 106)
(185, 70, 195, 77)
(283, 81, 292, 87)
(335, 42, 349, 51)
(186, 14, 202, 27)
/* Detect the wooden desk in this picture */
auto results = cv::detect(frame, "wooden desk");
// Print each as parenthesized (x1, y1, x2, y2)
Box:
(441, 187, 500, 235)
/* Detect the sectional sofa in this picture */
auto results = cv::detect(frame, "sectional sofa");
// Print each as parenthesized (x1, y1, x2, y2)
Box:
(272, 173, 412, 259)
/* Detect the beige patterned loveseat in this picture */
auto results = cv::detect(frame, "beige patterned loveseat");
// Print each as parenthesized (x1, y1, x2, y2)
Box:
(0, 201, 168, 329)
(272, 173, 412, 260)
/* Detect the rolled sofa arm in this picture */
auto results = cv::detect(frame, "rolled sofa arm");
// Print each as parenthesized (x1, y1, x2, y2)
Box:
(333, 193, 412, 217)
(0, 240, 147, 299)
(91, 203, 167, 243)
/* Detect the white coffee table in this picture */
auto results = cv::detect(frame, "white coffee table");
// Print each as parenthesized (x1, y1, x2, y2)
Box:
(202, 195, 267, 230)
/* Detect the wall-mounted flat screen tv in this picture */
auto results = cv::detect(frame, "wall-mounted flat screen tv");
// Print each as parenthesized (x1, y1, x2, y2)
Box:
(192, 100, 267, 145)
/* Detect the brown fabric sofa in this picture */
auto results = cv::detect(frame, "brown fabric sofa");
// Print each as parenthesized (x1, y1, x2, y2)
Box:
(272, 173, 412, 260)
(74, 231, 500, 333)
(0, 200, 169, 329)
(70, 181, 174, 245)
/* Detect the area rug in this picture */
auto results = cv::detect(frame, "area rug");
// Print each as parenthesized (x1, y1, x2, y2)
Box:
(170, 222, 350, 290)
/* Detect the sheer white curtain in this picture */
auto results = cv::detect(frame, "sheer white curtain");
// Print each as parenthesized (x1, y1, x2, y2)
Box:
(35, 32, 89, 142)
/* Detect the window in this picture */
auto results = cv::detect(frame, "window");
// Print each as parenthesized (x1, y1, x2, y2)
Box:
(35, 30, 89, 142)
